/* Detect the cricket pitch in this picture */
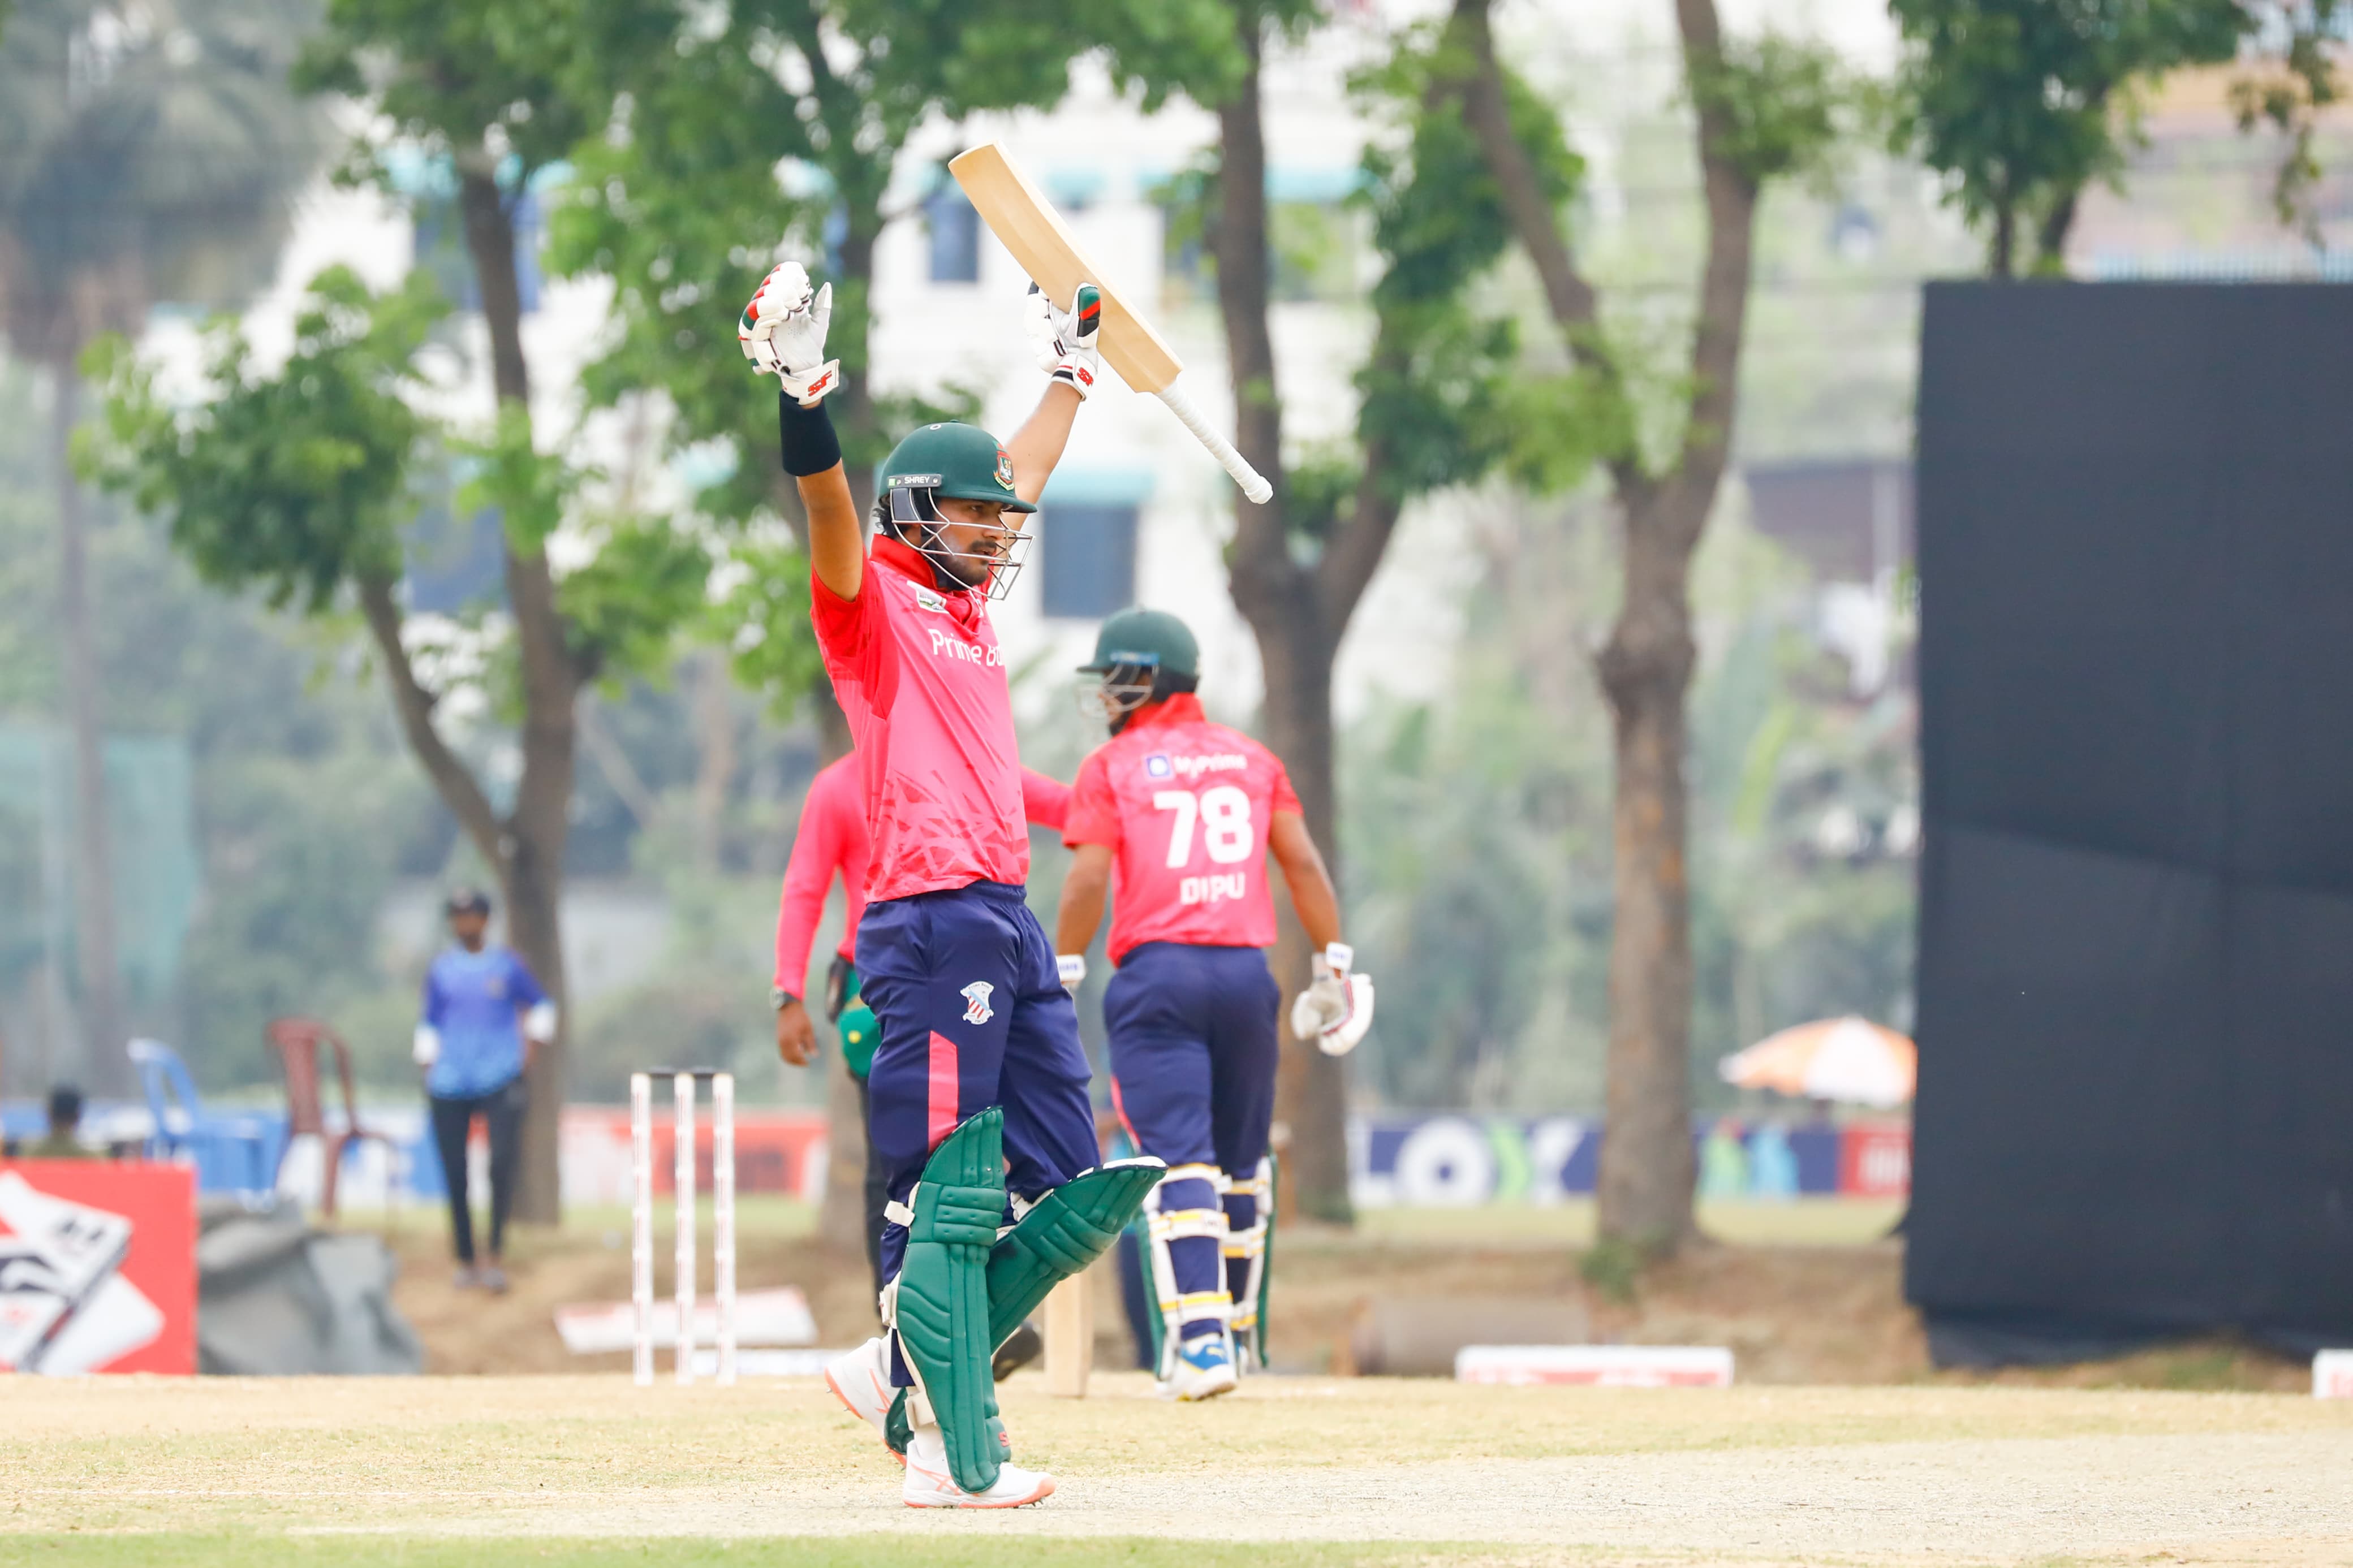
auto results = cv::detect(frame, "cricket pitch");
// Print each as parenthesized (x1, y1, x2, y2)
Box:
(7, 1372, 2352, 1567)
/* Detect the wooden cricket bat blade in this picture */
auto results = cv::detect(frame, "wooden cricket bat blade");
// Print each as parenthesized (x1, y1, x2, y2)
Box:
(949, 142, 1273, 506)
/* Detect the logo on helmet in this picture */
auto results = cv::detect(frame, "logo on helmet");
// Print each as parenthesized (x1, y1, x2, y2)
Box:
(960, 982, 996, 1026)
(995, 449, 1016, 490)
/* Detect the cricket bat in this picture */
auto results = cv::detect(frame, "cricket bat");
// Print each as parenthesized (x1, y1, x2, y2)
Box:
(949, 142, 1274, 505)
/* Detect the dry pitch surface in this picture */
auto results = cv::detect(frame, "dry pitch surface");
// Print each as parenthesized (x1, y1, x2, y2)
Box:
(6, 1373, 2352, 1568)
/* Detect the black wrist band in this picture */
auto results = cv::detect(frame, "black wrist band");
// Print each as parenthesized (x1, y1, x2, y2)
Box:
(778, 391, 842, 477)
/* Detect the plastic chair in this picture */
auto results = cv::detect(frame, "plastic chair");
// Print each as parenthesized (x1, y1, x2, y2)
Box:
(266, 1017, 395, 1217)
(127, 1038, 202, 1158)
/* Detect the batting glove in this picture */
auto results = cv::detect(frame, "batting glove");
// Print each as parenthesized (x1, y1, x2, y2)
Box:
(739, 261, 839, 405)
(1024, 280, 1104, 399)
(1290, 943, 1374, 1057)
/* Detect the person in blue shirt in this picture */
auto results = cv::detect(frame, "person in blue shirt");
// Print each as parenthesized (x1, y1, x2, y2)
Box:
(412, 887, 554, 1293)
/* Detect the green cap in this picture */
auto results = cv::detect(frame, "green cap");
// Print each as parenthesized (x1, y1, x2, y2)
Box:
(1079, 607, 1199, 679)
(880, 422, 1037, 513)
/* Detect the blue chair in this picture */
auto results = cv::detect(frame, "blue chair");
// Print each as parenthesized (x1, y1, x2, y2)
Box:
(128, 1038, 202, 1159)
(126, 1038, 275, 1192)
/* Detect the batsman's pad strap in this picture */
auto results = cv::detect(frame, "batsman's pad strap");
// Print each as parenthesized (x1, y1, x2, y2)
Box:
(778, 391, 842, 477)
(983, 1158, 1165, 1351)
(890, 1109, 1007, 1495)
(1145, 1207, 1226, 1243)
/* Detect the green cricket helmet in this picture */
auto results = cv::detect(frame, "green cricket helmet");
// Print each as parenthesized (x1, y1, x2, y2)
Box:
(878, 422, 1036, 601)
(1079, 607, 1200, 731)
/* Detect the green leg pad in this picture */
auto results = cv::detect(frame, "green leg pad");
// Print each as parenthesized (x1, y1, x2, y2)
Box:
(893, 1108, 1008, 1495)
(988, 1159, 1166, 1351)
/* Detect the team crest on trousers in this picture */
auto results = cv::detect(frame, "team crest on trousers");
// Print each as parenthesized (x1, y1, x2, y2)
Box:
(959, 981, 996, 1025)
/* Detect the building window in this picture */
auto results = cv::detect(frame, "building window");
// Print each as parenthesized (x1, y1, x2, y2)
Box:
(1040, 505, 1138, 619)
(926, 187, 980, 283)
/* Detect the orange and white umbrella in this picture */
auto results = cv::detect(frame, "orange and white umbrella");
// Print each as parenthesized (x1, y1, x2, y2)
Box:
(1718, 1016, 1916, 1108)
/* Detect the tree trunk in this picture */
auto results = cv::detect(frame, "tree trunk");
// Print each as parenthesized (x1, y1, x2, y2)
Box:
(53, 355, 126, 1091)
(1211, 12, 1354, 1223)
(1594, 503, 1700, 1250)
(2034, 184, 2080, 275)
(460, 162, 581, 1225)
(1454, 0, 1757, 1255)
(1990, 184, 2017, 279)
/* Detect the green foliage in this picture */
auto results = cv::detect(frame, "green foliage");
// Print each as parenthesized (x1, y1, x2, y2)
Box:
(1321, 23, 1600, 531)
(546, 0, 1242, 485)
(1688, 32, 1856, 189)
(543, 0, 1245, 720)
(455, 403, 581, 558)
(80, 267, 449, 611)
(558, 520, 713, 684)
(2228, 1, 2351, 234)
(88, 263, 704, 694)
(709, 538, 824, 723)
(295, 0, 585, 177)
(1888, 0, 2249, 272)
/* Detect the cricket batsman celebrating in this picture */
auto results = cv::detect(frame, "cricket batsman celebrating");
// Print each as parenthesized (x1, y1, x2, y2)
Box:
(1053, 608, 1373, 1399)
(740, 259, 1159, 1508)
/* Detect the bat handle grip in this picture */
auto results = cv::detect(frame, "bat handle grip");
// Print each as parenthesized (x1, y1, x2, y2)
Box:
(1155, 381, 1274, 505)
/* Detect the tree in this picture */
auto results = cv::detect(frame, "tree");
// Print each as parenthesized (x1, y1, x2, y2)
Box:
(545, 0, 1238, 1251)
(1196, 2, 1577, 1220)
(282, 0, 644, 1220)
(1447, 0, 1849, 1254)
(85, 266, 711, 1190)
(2229, 1, 2350, 237)
(0, 0, 321, 1087)
(1888, 0, 2247, 276)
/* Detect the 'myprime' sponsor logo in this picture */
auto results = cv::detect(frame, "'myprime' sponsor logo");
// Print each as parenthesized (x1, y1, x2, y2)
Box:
(926, 627, 1003, 666)
(1179, 872, 1248, 906)
(1149, 753, 1247, 781)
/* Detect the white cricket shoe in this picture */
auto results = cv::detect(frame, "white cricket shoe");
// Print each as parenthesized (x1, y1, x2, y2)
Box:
(822, 1337, 899, 1459)
(901, 1424, 1054, 1509)
(1158, 1333, 1239, 1402)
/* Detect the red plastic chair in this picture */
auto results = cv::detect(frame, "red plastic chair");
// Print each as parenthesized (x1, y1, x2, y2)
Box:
(266, 1017, 395, 1217)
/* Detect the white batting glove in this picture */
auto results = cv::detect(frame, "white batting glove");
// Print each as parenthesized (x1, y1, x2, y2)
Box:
(739, 261, 839, 405)
(1289, 943, 1373, 1055)
(1023, 280, 1104, 399)
(1057, 954, 1087, 991)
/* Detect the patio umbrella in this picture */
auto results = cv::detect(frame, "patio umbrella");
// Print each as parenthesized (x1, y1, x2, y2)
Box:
(1718, 1016, 1916, 1108)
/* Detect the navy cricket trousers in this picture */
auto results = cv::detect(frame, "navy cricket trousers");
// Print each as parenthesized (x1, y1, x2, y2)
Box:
(1104, 941, 1281, 1340)
(857, 880, 1098, 1296)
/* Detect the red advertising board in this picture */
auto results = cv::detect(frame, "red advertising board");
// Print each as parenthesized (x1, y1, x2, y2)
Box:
(1839, 1126, 1912, 1197)
(0, 1160, 197, 1375)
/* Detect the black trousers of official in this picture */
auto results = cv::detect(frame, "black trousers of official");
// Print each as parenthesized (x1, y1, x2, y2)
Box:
(429, 1078, 527, 1265)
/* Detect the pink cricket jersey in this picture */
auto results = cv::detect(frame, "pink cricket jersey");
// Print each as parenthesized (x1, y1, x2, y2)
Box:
(1062, 693, 1303, 965)
(811, 534, 1041, 905)
(772, 752, 1073, 995)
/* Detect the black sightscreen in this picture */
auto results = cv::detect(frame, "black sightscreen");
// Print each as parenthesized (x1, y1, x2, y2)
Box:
(1908, 282, 2353, 1365)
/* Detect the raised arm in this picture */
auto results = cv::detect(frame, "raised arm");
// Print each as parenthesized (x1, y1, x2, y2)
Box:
(741, 261, 861, 599)
(1003, 282, 1104, 506)
(1003, 384, 1083, 508)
